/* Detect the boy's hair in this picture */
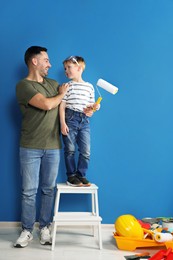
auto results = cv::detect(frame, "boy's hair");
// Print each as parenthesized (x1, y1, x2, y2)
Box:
(63, 56, 86, 71)
(24, 46, 47, 66)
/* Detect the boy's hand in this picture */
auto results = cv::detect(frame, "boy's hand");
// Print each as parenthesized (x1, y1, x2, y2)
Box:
(83, 102, 101, 116)
(93, 103, 100, 111)
(83, 106, 94, 117)
(61, 123, 69, 135)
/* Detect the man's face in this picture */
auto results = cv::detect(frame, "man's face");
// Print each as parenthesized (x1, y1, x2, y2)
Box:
(35, 51, 51, 77)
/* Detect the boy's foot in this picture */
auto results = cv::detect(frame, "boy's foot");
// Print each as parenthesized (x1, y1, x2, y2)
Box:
(40, 226, 52, 245)
(66, 175, 83, 187)
(14, 230, 33, 248)
(77, 176, 91, 186)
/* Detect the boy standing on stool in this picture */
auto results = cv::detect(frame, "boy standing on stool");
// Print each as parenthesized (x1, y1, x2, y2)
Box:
(59, 56, 100, 187)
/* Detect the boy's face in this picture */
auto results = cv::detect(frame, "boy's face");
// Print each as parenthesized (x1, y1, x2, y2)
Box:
(63, 61, 81, 79)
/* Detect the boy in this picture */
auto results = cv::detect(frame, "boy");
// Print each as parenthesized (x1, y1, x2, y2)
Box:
(59, 56, 100, 187)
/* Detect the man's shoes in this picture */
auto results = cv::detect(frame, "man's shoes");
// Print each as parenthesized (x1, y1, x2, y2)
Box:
(40, 226, 52, 245)
(67, 175, 83, 187)
(14, 230, 33, 248)
(77, 176, 91, 186)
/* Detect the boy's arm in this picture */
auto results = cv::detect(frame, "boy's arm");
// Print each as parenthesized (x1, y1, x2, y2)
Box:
(59, 101, 69, 135)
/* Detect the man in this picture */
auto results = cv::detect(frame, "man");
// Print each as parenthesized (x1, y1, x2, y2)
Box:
(14, 46, 69, 248)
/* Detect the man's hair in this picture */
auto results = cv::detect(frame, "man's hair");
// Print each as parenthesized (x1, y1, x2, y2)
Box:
(24, 46, 47, 66)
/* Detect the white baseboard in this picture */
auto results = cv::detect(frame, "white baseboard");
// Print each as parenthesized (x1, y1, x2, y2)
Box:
(0, 222, 21, 227)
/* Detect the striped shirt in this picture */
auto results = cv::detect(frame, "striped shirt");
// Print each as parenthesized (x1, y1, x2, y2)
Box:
(62, 81, 95, 112)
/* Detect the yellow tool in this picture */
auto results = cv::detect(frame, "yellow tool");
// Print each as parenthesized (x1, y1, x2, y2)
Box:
(95, 96, 102, 104)
(93, 97, 102, 112)
(94, 78, 118, 111)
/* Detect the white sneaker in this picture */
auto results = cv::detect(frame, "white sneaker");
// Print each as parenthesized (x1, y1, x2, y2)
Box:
(14, 230, 33, 248)
(40, 226, 52, 245)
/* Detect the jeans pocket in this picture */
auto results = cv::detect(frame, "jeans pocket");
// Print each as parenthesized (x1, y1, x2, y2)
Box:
(65, 109, 74, 121)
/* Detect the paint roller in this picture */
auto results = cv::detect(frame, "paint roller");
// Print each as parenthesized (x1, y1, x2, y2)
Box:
(95, 78, 119, 106)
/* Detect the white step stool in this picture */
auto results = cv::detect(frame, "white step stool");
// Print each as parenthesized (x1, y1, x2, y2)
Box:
(51, 183, 102, 250)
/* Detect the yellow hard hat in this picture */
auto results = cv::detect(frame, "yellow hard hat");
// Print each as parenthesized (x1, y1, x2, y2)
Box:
(115, 214, 144, 239)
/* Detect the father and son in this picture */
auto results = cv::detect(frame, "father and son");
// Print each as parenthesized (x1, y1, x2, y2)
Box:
(14, 46, 100, 248)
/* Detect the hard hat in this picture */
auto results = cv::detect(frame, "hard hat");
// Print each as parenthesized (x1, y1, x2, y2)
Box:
(115, 214, 144, 239)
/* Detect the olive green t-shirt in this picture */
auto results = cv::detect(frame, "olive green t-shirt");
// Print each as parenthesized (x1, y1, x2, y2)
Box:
(16, 78, 61, 149)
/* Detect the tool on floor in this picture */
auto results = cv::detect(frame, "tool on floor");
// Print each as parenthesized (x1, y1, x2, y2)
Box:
(124, 252, 150, 260)
(143, 228, 154, 239)
(154, 232, 173, 243)
(149, 248, 173, 260)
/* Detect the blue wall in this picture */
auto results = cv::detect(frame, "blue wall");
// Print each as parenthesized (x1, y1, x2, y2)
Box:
(1, 0, 173, 224)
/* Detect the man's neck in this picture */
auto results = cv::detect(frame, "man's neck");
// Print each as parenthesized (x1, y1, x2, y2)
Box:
(26, 72, 44, 83)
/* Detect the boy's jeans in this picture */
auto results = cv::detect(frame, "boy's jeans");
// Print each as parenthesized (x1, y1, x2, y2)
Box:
(19, 147, 60, 231)
(62, 108, 90, 178)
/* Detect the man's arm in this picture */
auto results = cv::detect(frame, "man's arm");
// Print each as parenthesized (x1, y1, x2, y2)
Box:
(29, 83, 69, 110)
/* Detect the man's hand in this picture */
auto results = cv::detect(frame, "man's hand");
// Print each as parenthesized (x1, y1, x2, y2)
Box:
(58, 83, 69, 96)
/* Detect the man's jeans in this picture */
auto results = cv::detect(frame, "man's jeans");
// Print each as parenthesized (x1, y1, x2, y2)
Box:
(19, 147, 60, 231)
(62, 108, 90, 178)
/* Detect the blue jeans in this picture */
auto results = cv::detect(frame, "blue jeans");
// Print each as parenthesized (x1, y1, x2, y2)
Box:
(62, 108, 90, 178)
(19, 147, 60, 231)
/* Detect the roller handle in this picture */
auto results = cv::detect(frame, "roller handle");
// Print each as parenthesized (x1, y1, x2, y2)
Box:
(95, 97, 102, 104)
(93, 97, 102, 112)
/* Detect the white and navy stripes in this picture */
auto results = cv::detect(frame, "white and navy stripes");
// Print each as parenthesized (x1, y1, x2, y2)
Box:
(62, 81, 95, 112)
